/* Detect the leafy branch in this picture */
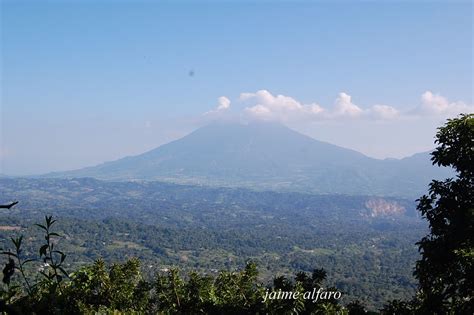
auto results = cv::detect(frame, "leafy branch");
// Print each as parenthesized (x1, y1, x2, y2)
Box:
(35, 215, 69, 289)
(2, 236, 33, 295)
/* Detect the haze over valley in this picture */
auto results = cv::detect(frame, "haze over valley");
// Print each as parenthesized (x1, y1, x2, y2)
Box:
(45, 122, 451, 198)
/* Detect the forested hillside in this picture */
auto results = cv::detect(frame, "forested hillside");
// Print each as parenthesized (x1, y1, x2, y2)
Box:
(1, 178, 423, 310)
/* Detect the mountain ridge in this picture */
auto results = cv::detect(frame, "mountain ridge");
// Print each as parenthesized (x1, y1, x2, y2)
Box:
(44, 122, 452, 197)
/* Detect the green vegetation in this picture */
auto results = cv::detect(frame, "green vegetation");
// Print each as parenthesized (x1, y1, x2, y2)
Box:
(381, 113, 474, 314)
(414, 113, 473, 313)
(0, 184, 422, 310)
(0, 216, 367, 314)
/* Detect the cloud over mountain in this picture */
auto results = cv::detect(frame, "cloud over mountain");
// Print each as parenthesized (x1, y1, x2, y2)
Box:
(241, 90, 324, 122)
(204, 96, 232, 116)
(216, 96, 231, 110)
(332, 92, 363, 118)
(205, 90, 472, 123)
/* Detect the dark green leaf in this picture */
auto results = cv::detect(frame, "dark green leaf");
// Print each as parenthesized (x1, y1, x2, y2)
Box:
(35, 224, 47, 231)
(39, 244, 48, 257)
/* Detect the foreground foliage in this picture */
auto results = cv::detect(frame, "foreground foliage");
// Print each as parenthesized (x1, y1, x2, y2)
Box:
(380, 114, 474, 314)
(414, 113, 474, 314)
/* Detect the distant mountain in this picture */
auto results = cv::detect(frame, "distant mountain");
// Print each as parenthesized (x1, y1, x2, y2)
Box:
(46, 122, 452, 197)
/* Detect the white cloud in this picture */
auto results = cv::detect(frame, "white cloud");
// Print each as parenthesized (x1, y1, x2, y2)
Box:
(203, 90, 472, 123)
(244, 104, 271, 118)
(216, 96, 231, 110)
(241, 90, 304, 111)
(331, 93, 400, 120)
(415, 91, 473, 116)
(240, 90, 324, 122)
(204, 96, 232, 116)
(333, 92, 363, 117)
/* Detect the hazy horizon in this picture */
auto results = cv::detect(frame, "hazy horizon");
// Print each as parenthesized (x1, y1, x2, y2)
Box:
(1, 120, 437, 177)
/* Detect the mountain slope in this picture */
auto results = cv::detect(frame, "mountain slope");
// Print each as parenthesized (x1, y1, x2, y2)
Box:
(47, 122, 452, 197)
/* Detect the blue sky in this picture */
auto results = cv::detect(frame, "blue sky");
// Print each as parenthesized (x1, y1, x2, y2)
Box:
(1, 0, 473, 175)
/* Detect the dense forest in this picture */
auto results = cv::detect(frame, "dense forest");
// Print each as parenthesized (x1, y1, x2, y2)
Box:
(0, 178, 423, 310)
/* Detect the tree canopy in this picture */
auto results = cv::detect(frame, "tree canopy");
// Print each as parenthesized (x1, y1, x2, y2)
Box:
(415, 113, 473, 313)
